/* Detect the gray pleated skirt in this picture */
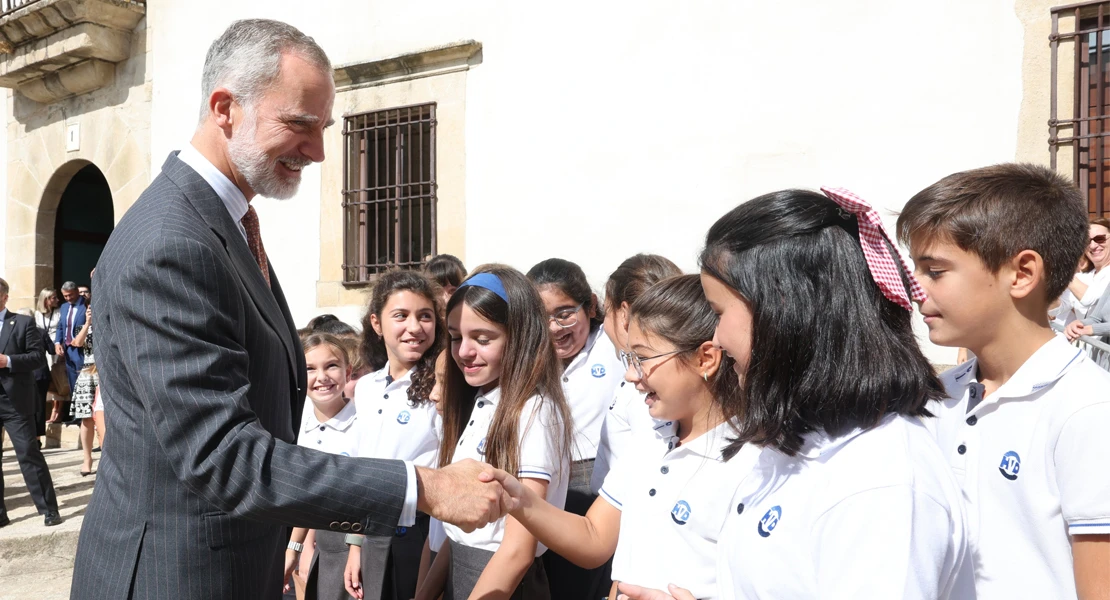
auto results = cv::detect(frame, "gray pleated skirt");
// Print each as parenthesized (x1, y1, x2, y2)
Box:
(445, 539, 550, 600)
(309, 529, 353, 600)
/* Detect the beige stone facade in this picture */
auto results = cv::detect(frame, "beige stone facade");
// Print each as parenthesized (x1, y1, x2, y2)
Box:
(2, 7, 150, 310)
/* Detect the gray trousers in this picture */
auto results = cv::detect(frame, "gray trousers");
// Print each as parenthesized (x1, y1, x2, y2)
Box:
(445, 539, 550, 600)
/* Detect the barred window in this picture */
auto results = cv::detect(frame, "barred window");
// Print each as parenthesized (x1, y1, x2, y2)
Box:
(1050, 1, 1110, 216)
(342, 103, 437, 283)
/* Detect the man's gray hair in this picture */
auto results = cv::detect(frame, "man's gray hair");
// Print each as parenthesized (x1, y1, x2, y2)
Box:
(0, 277, 8, 297)
(198, 19, 331, 123)
(61, 281, 77, 292)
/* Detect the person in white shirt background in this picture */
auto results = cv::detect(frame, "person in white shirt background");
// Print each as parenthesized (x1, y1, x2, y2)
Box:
(487, 274, 761, 600)
(592, 254, 682, 494)
(415, 266, 573, 600)
(283, 333, 361, 598)
(1058, 217, 1110, 326)
(618, 188, 972, 600)
(526, 257, 626, 600)
(344, 269, 446, 600)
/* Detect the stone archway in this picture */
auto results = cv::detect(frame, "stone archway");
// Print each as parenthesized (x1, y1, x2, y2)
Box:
(31, 160, 106, 295)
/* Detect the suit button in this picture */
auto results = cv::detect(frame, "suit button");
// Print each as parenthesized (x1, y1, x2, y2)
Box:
(351, 522, 363, 533)
(340, 522, 352, 531)
(329, 521, 340, 531)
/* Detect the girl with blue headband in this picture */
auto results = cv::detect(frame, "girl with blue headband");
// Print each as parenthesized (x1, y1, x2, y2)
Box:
(414, 265, 574, 600)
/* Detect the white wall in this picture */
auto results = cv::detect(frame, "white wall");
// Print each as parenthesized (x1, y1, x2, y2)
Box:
(149, 0, 1026, 362)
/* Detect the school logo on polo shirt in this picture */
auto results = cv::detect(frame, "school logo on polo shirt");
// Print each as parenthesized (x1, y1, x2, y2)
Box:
(758, 506, 782, 538)
(998, 451, 1021, 481)
(670, 501, 691, 525)
(397, 410, 411, 425)
(477, 437, 487, 455)
(591, 364, 606, 378)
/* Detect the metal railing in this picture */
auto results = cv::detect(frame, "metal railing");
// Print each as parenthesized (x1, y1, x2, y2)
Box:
(1, 0, 145, 19)
(1050, 321, 1110, 354)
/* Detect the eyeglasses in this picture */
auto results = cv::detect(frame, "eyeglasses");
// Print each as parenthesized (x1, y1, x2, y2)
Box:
(623, 347, 697, 379)
(1091, 234, 1108, 245)
(548, 303, 584, 329)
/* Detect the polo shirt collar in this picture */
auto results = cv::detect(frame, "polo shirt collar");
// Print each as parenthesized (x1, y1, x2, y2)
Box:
(794, 414, 893, 459)
(475, 386, 501, 407)
(372, 362, 413, 387)
(988, 336, 1086, 400)
(564, 325, 604, 374)
(302, 400, 358, 434)
(673, 420, 736, 460)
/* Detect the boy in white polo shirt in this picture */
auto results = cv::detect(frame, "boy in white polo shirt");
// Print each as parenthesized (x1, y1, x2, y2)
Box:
(899, 163, 1110, 600)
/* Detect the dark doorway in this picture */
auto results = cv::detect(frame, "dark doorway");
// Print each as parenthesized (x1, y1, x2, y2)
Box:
(54, 164, 113, 289)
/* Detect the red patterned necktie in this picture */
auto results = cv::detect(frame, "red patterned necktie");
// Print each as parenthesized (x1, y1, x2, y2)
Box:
(240, 206, 271, 287)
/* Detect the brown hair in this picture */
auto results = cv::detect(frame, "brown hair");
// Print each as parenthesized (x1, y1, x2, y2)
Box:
(897, 163, 1089, 302)
(302, 332, 350, 372)
(604, 254, 682, 312)
(438, 264, 574, 478)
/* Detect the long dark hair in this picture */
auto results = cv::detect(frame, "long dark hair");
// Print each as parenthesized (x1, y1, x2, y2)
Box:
(629, 274, 742, 458)
(438, 264, 574, 478)
(701, 190, 943, 457)
(527, 258, 604, 326)
(359, 269, 445, 407)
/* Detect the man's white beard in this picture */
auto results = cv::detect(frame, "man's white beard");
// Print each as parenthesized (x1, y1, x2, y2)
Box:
(227, 109, 305, 200)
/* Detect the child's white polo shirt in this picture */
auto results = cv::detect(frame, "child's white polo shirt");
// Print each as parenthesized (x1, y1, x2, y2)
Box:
(442, 387, 570, 556)
(931, 335, 1110, 599)
(717, 414, 973, 600)
(601, 420, 758, 600)
(353, 363, 440, 468)
(562, 326, 627, 462)
(297, 399, 360, 457)
(591, 380, 662, 492)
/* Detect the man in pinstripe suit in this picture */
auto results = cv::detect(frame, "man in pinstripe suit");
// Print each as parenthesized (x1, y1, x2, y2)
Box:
(70, 20, 508, 599)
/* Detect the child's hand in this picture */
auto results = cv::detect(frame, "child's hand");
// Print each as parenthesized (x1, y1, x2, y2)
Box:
(282, 549, 298, 593)
(479, 466, 525, 514)
(344, 545, 363, 599)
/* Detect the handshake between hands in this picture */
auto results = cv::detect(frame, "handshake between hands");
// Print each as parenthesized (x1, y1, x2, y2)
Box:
(415, 461, 695, 600)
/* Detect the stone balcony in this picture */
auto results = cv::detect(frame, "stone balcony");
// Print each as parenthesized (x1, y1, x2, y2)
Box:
(0, 0, 144, 103)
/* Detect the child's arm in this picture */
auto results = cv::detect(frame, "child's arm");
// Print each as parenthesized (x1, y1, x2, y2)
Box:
(414, 540, 450, 600)
(486, 469, 621, 568)
(344, 539, 363, 599)
(1073, 535, 1110, 600)
(467, 478, 549, 599)
(415, 537, 432, 592)
(298, 529, 316, 585)
(284, 527, 310, 592)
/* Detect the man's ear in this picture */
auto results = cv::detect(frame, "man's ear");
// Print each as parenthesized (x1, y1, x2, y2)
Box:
(208, 88, 236, 132)
(1008, 249, 1046, 301)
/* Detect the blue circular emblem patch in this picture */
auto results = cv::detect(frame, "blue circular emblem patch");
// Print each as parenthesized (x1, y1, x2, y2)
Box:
(477, 437, 487, 455)
(397, 410, 411, 425)
(758, 506, 782, 538)
(591, 364, 606, 378)
(998, 451, 1021, 481)
(671, 500, 692, 525)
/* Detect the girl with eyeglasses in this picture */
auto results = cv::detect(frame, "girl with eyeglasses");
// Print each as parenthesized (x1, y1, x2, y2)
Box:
(1061, 217, 1110, 323)
(482, 274, 760, 600)
(526, 259, 627, 600)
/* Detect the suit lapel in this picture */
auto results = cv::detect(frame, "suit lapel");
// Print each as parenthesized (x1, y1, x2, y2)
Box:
(158, 152, 299, 379)
(0, 313, 15, 355)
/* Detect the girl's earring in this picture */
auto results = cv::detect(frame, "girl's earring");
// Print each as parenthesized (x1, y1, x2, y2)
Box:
(702, 372, 709, 382)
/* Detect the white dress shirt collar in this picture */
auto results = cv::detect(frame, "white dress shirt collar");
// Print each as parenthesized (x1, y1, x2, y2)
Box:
(177, 143, 250, 241)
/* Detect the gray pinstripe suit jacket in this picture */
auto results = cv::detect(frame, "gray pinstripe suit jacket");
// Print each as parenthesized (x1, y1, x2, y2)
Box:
(71, 153, 409, 599)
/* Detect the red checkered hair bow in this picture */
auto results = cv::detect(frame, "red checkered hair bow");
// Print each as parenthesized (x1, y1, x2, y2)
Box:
(820, 186, 925, 312)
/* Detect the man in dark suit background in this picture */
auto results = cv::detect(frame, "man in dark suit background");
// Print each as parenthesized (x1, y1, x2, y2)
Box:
(0, 277, 62, 528)
(71, 20, 509, 600)
(53, 280, 85, 409)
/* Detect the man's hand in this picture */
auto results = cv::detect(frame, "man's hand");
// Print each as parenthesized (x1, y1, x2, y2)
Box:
(616, 582, 695, 600)
(0, 354, 7, 369)
(416, 459, 516, 532)
(55, 343, 64, 357)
